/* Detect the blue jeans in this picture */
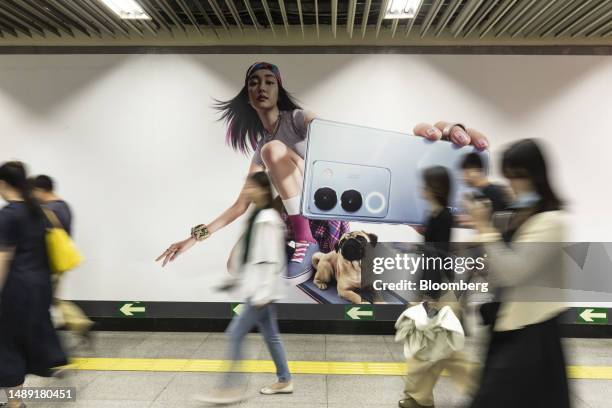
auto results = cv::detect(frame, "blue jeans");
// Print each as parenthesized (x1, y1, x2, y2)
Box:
(224, 302, 291, 385)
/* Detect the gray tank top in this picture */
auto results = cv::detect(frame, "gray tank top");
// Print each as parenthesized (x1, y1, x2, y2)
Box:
(251, 109, 308, 167)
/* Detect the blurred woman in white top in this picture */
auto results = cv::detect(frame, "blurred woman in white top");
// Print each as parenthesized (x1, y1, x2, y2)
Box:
(199, 171, 292, 405)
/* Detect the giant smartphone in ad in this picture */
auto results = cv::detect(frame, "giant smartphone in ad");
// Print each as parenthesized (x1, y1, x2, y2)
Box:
(301, 119, 489, 225)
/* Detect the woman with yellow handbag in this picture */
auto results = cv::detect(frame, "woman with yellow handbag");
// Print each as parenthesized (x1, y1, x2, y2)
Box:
(0, 162, 68, 408)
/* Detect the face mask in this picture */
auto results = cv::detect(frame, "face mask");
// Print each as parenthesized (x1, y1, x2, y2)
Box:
(510, 191, 541, 209)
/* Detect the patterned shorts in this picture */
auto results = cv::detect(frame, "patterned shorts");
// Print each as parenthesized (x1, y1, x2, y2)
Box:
(280, 210, 350, 254)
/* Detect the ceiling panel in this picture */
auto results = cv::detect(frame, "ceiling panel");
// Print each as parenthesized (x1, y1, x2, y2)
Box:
(0, 0, 610, 44)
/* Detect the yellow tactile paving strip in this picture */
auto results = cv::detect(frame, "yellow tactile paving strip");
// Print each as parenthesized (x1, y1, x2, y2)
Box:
(64, 358, 612, 379)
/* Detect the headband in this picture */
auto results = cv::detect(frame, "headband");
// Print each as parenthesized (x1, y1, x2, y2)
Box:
(245, 62, 282, 86)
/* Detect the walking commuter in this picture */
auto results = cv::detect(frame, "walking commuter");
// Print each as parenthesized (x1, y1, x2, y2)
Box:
(465, 139, 570, 408)
(0, 162, 68, 408)
(399, 166, 477, 408)
(159, 172, 292, 404)
(460, 153, 511, 213)
(30, 175, 94, 348)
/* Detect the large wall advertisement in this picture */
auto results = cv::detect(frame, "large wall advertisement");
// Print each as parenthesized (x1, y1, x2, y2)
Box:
(2, 53, 612, 321)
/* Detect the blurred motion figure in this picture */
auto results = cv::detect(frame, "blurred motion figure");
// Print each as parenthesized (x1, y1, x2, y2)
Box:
(464, 139, 569, 408)
(196, 172, 292, 404)
(0, 162, 68, 408)
(461, 152, 511, 213)
(398, 166, 477, 408)
(30, 175, 94, 349)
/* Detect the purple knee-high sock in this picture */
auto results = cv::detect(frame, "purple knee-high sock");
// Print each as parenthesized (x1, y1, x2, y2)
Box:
(288, 214, 316, 243)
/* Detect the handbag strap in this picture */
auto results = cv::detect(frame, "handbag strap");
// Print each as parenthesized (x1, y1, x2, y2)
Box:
(43, 208, 64, 230)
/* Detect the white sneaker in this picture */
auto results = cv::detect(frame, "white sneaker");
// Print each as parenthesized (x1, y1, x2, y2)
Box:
(260, 382, 294, 395)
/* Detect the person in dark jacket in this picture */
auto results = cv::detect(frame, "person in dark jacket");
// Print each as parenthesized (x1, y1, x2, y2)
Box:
(461, 152, 511, 213)
(30, 175, 93, 348)
(400, 166, 477, 408)
(0, 162, 68, 408)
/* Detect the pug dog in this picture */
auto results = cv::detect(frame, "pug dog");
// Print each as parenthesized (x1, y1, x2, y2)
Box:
(312, 231, 378, 304)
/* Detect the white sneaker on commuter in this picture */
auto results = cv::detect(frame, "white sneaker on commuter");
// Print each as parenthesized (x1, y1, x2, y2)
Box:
(260, 381, 294, 395)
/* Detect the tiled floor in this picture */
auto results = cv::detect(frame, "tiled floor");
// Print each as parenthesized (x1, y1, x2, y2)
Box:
(4, 332, 611, 407)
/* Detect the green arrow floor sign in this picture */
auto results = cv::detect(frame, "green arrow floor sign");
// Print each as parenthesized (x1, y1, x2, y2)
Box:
(231, 303, 245, 316)
(118, 302, 146, 318)
(345, 305, 375, 321)
(577, 308, 608, 324)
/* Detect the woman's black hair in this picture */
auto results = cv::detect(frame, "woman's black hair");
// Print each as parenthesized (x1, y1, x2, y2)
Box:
(247, 171, 275, 209)
(423, 166, 452, 208)
(502, 138, 563, 211)
(215, 75, 302, 154)
(242, 171, 277, 264)
(0, 161, 42, 217)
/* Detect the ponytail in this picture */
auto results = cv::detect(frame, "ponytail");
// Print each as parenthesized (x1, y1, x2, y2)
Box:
(22, 180, 41, 218)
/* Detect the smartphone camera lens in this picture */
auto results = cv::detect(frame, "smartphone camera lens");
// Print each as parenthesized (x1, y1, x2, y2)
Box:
(341, 190, 363, 213)
(314, 187, 337, 211)
(365, 192, 386, 214)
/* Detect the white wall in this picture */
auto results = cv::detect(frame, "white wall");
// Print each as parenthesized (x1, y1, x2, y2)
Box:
(1, 54, 611, 301)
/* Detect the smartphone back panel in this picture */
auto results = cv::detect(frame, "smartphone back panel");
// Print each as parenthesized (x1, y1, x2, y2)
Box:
(300, 119, 489, 225)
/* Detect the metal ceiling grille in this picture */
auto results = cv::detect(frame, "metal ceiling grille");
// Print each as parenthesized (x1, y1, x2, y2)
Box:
(0, 0, 612, 40)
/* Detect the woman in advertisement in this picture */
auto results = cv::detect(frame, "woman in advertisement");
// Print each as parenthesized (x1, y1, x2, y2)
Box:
(156, 61, 489, 284)
(157, 62, 348, 283)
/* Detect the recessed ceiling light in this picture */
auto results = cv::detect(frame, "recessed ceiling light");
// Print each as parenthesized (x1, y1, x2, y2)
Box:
(99, 0, 151, 20)
(385, 0, 423, 19)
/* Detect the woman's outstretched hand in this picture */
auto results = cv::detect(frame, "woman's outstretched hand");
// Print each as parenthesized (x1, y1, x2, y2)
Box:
(155, 236, 196, 267)
(413, 121, 489, 150)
